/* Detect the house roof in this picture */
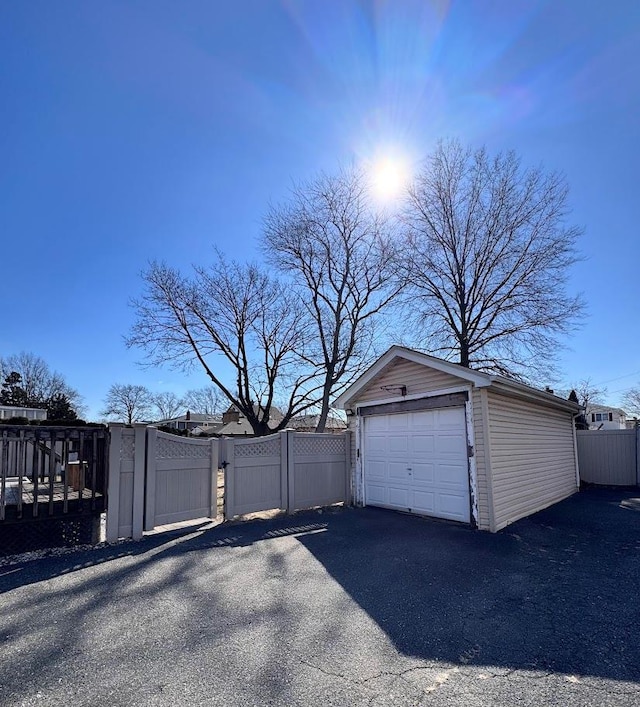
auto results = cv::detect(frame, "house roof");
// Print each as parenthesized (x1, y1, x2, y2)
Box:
(585, 404, 626, 416)
(155, 412, 221, 425)
(333, 345, 580, 414)
(288, 414, 347, 430)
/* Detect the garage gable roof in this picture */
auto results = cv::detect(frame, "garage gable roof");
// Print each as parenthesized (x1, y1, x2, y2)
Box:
(333, 345, 581, 414)
(333, 346, 491, 408)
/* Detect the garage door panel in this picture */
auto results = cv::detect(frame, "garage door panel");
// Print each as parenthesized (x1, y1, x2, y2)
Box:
(366, 484, 388, 504)
(412, 490, 436, 514)
(367, 460, 387, 481)
(435, 463, 468, 487)
(366, 416, 389, 432)
(367, 435, 388, 455)
(411, 434, 435, 454)
(410, 410, 435, 429)
(388, 461, 409, 481)
(438, 492, 470, 522)
(364, 406, 470, 524)
(436, 408, 466, 428)
(435, 433, 466, 455)
(411, 462, 435, 484)
(388, 486, 411, 507)
(388, 413, 409, 431)
(388, 435, 409, 453)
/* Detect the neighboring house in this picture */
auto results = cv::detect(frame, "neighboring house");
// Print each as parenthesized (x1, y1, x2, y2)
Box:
(155, 411, 222, 433)
(288, 414, 347, 433)
(334, 345, 581, 533)
(197, 405, 284, 437)
(625, 418, 639, 430)
(584, 404, 627, 430)
(0, 405, 47, 421)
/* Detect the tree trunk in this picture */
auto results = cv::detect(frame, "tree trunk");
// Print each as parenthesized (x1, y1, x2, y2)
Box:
(315, 377, 334, 433)
(459, 340, 470, 368)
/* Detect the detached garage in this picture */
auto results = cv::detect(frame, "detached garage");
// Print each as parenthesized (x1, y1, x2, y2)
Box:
(334, 346, 581, 532)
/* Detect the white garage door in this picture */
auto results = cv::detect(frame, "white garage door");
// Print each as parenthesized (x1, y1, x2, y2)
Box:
(363, 407, 470, 523)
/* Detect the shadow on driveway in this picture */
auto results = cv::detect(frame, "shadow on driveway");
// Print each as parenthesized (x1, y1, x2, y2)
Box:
(295, 487, 640, 682)
(1, 487, 639, 689)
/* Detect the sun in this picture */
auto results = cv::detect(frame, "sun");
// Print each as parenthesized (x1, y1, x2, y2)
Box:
(370, 156, 410, 202)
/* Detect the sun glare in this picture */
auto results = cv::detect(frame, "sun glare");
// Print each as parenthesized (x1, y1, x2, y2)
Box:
(371, 156, 410, 202)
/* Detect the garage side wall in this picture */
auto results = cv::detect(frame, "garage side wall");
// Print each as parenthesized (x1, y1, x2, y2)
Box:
(487, 391, 578, 531)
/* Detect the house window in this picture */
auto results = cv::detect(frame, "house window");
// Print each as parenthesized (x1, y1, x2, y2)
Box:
(594, 412, 614, 422)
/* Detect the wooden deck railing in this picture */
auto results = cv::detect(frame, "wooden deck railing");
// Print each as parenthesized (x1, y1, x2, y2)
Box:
(0, 426, 109, 522)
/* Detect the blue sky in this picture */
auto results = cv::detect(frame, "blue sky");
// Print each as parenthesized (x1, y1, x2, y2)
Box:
(1, 0, 638, 418)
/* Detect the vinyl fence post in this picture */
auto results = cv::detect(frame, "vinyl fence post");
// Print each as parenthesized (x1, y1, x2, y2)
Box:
(286, 430, 295, 514)
(344, 430, 352, 504)
(132, 424, 147, 540)
(106, 424, 123, 543)
(144, 426, 157, 532)
(209, 438, 219, 519)
(224, 438, 235, 521)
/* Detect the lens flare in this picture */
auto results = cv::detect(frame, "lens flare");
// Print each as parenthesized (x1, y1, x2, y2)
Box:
(371, 156, 410, 202)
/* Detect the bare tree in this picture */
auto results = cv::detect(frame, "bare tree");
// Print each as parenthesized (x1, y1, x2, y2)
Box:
(183, 387, 225, 416)
(568, 378, 607, 410)
(622, 386, 640, 418)
(152, 391, 184, 420)
(0, 352, 84, 416)
(101, 384, 153, 424)
(128, 255, 324, 436)
(263, 168, 404, 431)
(401, 140, 585, 379)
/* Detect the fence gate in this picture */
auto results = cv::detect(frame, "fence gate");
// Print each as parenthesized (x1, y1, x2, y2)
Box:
(107, 424, 219, 541)
(145, 429, 219, 529)
(224, 430, 351, 519)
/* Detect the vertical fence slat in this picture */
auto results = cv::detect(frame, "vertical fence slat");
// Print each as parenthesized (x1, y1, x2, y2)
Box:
(224, 439, 235, 520)
(62, 431, 69, 514)
(32, 429, 39, 517)
(106, 425, 123, 543)
(132, 424, 146, 540)
(16, 431, 24, 518)
(144, 427, 157, 532)
(47, 431, 56, 515)
(0, 431, 7, 521)
(209, 438, 218, 519)
(91, 431, 98, 510)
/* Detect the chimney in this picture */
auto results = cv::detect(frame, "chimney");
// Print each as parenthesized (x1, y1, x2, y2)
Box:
(186, 410, 191, 421)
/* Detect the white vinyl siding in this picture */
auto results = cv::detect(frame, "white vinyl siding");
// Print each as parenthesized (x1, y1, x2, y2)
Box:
(487, 391, 578, 531)
(353, 359, 464, 404)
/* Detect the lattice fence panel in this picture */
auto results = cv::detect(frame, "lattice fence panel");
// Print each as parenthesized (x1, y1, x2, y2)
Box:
(234, 436, 280, 458)
(156, 435, 211, 460)
(120, 432, 135, 461)
(293, 435, 345, 457)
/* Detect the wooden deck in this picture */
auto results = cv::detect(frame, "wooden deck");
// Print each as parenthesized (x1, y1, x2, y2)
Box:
(3, 478, 103, 506)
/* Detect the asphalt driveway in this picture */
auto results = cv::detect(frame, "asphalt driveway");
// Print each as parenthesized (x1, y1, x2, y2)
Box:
(1, 488, 639, 706)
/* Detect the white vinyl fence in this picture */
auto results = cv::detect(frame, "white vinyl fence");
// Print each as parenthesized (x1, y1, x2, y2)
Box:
(223, 431, 351, 519)
(577, 428, 640, 486)
(106, 425, 351, 541)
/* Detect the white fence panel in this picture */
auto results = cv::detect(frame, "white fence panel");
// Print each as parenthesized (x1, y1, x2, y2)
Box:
(225, 433, 285, 517)
(145, 429, 218, 529)
(289, 432, 350, 512)
(577, 429, 639, 486)
(224, 430, 350, 519)
(106, 425, 143, 541)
